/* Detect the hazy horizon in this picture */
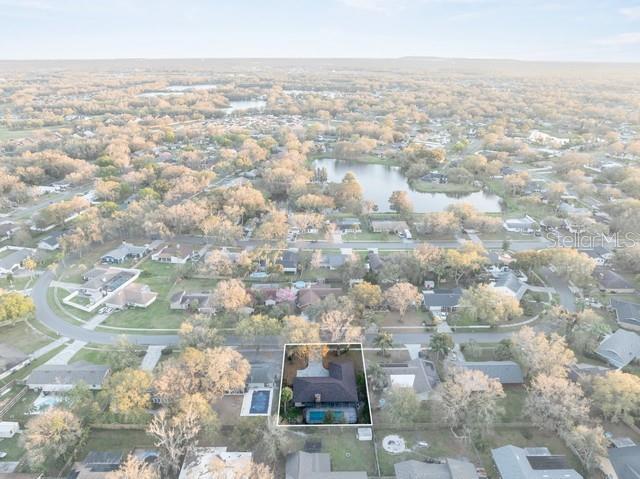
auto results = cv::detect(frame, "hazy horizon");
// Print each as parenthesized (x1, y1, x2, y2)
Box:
(2, 0, 640, 62)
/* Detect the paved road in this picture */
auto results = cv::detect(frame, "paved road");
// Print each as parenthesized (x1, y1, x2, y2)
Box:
(387, 331, 514, 345)
(540, 267, 576, 313)
(31, 272, 179, 346)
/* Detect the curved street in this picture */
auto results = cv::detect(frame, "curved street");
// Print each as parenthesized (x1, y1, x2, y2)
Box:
(31, 272, 179, 346)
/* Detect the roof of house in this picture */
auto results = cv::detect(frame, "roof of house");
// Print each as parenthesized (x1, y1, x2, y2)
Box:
(596, 269, 635, 291)
(370, 220, 409, 230)
(504, 217, 536, 227)
(39, 231, 64, 247)
(608, 445, 640, 479)
(101, 242, 147, 261)
(394, 458, 478, 479)
(107, 283, 157, 307)
(285, 451, 368, 479)
(27, 362, 110, 387)
(248, 362, 278, 385)
(493, 272, 527, 299)
(179, 447, 252, 479)
(381, 358, 438, 398)
(367, 251, 383, 271)
(611, 299, 640, 328)
(322, 253, 348, 269)
(491, 445, 583, 479)
(596, 329, 640, 369)
(423, 288, 463, 308)
(0, 247, 34, 271)
(279, 250, 300, 269)
(293, 361, 358, 404)
(0, 222, 17, 236)
(460, 361, 524, 384)
(297, 287, 342, 308)
(337, 218, 361, 226)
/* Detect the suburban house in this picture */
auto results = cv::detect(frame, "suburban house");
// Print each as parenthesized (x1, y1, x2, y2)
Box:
(0, 421, 19, 439)
(492, 445, 583, 479)
(64, 267, 157, 313)
(568, 363, 611, 383)
(0, 246, 36, 276)
(336, 218, 362, 233)
(580, 247, 613, 266)
(169, 290, 214, 313)
(293, 360, 359, 424)
(381, 358, 439, 401)
(297, 287, 342, 310)
(596, 329, 640, 369)
(318, 252, 351, 270)
(423, 288, 463, 313)
(460, 361, 524, 385)
(491, 271, 528, 301)
(370, 220, 409, 234)
(69, 451, 125, 479)
(26, 363, 111, 392)
(421, 171, 448, 184)
(151, 243, 205, 264)
(394, 458, 478, 479)
(100, 242, 149, 264)
(247, 361, 279, 389)
(610, 299, 640, 331)
(285, 451, 368, 479)
(0, 222, 20, 241)
(606, 444, 640, 479)
(278, 250, 300, 274)
(179, 447, 252, 479)
(37, 231, 64, 251)
(595, 269, 636, 294)
(106, 283, 158, 310)
(503, 216, 537, 234)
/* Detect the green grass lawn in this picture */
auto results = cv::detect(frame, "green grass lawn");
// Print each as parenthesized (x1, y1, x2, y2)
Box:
(49, 287, 94, 322)
(498, 386, 527, 423)
(375, 426, 474, 476)
(77, 428, 155, 458)
(0, 435, 24, 461)
(411, 180, 480, 194)
(0, 276, 32, 290)
(343, 232, 397, 241)
(0, 321, 52, 354)
(292, 429, 377, 475)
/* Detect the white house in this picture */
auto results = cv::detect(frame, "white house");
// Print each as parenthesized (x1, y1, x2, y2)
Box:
(503, 216, 537, 234)
(0, 246, 36, 276)
(0, 421, 19, 438)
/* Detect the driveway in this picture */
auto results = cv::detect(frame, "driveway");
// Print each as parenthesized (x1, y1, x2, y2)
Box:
(540, 267, 576, 312)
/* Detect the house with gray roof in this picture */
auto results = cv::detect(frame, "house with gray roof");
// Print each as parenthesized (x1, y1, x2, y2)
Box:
(607, 445, 640, 479)
(0, 246, 36, 276)
(381, 358, 439, 400)
(492, 272, 527, 301)
(595, 269, 635, 294)
(286, 451, 367, 479)
(423, 288, 463, 313)
(492, 445, 583, 479)
(26, 362, 110, 392)
(460, 361, 524, 384)
(37, 231, 63, 251)
(596, 329, 640, 369)
(610, 299, 640, 332)
(503, 216, 537, 234)
(101, 242, 149, 264)
(0, 222, 20, 241)
(278, 250, 300, 274)
(394, 458, 478, 479)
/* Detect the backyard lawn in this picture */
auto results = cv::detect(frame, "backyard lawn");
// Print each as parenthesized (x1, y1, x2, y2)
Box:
(0, 321, 52, 354)
(291, 429, 378, 475)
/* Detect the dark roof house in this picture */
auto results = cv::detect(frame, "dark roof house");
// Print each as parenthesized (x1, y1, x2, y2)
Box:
(492, 445, 583, 479)
(423, 288, 463, 312)
(608, 445, 640, 479)
(394, 458, 478, 479)
(611, 299, 640, 331)
(286, 451, 367, 479)
(595, 269, 635, 293)
(27, 362, 110, 392)
(460, 361, 524, 384)
(293, 361, 358, 406)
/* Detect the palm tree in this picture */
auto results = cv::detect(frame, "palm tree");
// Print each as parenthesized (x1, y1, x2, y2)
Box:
(429, 332, 454, 360)
(374, 331, 393, 357)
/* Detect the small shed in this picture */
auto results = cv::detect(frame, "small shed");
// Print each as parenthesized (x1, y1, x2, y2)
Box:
(357, 428, 373, 441)
(0, 421, 19, 438)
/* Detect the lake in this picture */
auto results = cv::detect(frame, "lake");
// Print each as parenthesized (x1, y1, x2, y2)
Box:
(222, 99, 266, 114)
(312, 158, 502, 213)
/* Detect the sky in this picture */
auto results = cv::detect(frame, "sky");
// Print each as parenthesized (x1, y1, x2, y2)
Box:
(1, 0, 640, 62)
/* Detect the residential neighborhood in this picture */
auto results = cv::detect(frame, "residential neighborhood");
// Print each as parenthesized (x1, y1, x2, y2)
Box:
(0, 39, 640, 479)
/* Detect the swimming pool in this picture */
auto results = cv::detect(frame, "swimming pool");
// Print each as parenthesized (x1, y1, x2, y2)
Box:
(305, 407, 357, 424)
(249, 390, 271, 414)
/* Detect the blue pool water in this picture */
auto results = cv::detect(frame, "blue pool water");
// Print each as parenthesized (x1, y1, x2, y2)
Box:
(250, 390, 271, 414)
(307, 410, 345, 423)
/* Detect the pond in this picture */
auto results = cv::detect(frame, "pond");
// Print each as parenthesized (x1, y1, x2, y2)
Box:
(221, 99, 266, 114)
(313, 158, 502, 213)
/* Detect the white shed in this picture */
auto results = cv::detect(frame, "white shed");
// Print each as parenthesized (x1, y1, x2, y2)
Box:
(357, 427, 373, 441)
(0, 421, 19, 438)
